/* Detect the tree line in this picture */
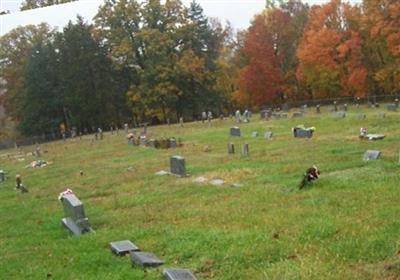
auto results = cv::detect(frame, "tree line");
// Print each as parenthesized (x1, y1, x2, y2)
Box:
(0, 0, 399, 137)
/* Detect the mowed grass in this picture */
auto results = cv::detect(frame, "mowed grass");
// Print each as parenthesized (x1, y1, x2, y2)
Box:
(1, 106, 400, 280)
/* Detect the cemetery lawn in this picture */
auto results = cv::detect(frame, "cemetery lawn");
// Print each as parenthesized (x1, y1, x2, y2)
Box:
(1, 107, 400, 280)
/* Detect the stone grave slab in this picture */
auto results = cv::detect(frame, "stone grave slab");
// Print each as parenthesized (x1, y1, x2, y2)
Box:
(293, 128, 313, 138)
(251, 131, 258, 138)
(387, 104, 397, 112)
(155, 170, 169, 176)
(363, 150, 381, 161)
(230, 127, 241, 137)
(210, 179, 224, 186)
(130, 251, 164, 268)
(110, 240, 140, 256)
(170, 156, 186, 177)
(292, 112, 303, 118)
(264, 131, 273, 139)
(194, 176, 207, 183)
(366, 134, 385, 140)
(335, 111, 346, 118)
(164, 268, 197, 280)
(61, 194, 92, 235)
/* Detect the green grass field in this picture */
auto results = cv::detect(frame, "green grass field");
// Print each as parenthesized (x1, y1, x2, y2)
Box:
(1, 106, 400, 279)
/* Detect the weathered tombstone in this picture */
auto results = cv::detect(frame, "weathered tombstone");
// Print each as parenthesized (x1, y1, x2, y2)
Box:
(378, 112, 386, 119)
(363, 150, 381, 161)
(110, 240, 139, 256)
(0, 170, 5, 182)
(333, 101, 338, 111)
(169, 138, 177, 148)
(260, 109, 271, 119)
(139, 135, 147, 146)
(387, 104, 397, 112)
(170, 156, 186, 177)
(358, 113, 366, 119)
(395, 98, 399, 108)
(335, 111, 346, 118)
(124, 123, 129, 133)
(264, 131, 273, 139)
(235, 110, 241, 123)
(343, 103, 348, 111)
(271, 112, 281, 119)
(35, 145, 41, 158)
(375, 102, 380, 108)
(293, 127, 313, 138)
(251, 131, 258, 138)
(316, 104, 320, 114)
(130, 251, 164, 268)
(292, 112, 303, 118)
(167, 118, 170, 126)
(164, 268, 197, 280)
(300, 104, 307, 113)
(280, 113, 288, 119)
(365, 134, 385, 140)
(228, 143, 235, 154)
(230, 127, 241, 137)
(98, 128, 103, 140)
(60, 194, 92, 235)
(128, 138, 134, 146)
(242, 143, 249, 156)
(148, 139, 156, 148)
(179, 117, 184, 127)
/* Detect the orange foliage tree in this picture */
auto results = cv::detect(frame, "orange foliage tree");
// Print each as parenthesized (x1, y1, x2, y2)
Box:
(297, 0, 366, 99)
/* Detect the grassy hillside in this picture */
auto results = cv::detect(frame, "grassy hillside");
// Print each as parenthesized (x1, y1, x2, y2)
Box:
(1, 106, 400, 279)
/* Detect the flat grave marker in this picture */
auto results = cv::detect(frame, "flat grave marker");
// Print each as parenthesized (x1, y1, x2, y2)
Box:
(363, 150, 381, 161)
(163, 268, 197, 280)
(110, 240, 140, 256)
(230, 127, 241, 137)
(130, 251, 164, 268)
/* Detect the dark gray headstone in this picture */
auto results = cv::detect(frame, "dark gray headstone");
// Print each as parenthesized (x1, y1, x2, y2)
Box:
(170, 156, 186, 177)
(292, 112, 303, 118)
(164, 268, 197, 280)
(387, 104, 397, 112)
(130, 251, 164, 268)
(363, 150, 381, 161)
(335, 111, 346, 118)
(61, 194, 92, 235)
(230, 127, 241, 137)
(293, 128, 313, 138)
(264, 131, 273, 139)
(228, 143, 235, 154)
(242, 143, 249, 156)
(110, 240, 140, 256)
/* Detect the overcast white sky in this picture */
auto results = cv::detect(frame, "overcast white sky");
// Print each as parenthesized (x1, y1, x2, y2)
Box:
(0, 0, 363, 36)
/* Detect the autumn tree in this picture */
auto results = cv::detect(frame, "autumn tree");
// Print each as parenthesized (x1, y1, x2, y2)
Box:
(297, 0, 366, 99)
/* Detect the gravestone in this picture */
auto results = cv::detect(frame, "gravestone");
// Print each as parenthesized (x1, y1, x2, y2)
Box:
(0, 170, 5, 182)
(128, 138, 134, 146)
(335, 111, 346, 118)
(293, 127, 313, 138)
(242, 143, 249, 156)
(264, 131, 273, 139)
(130, 251, 164, 268)
(395, 98, 399, 108)
(139, 135, 147, 146)
(164, 268, 197, 280)
(333, 101, 338, 111)
(251, 131, 258, 138)
(228, 143, 235, 154)
(316, 104, 320, 114)
(363, 150, 381, 161)
(15, 174, 28, 193)
(230, 127, 241, 137)
(170, 156, 186, 177)
(169, 138, 177, 148)
(179, 117, 184, 127)
(292, 112, 303, 118)
(148, 139, 156, 148)
(343, 103, 348, 111)
(378, 112, 386, 118)
(210, 179, 224, 186)
(365, 134, 385, 140)
(110, 240, 139, 256)
(280, 113, 288, 119)
(387, 104, 397, 112)
(271, 112, 281, 119)
(60, 194, 92, 235)
(358, 113, 366, 119)
(260, 109, 271, 119)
